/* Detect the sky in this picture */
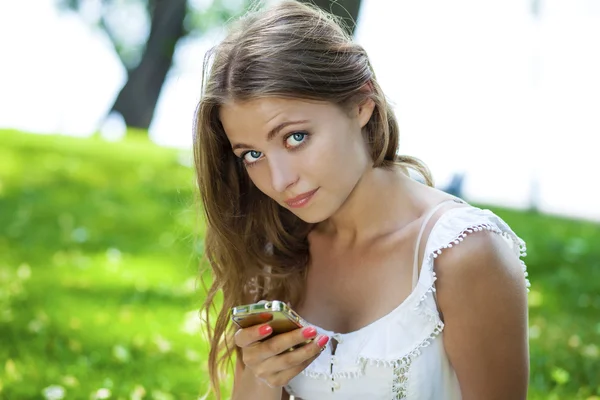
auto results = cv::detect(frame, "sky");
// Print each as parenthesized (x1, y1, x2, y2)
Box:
(0, 0, 599, 222)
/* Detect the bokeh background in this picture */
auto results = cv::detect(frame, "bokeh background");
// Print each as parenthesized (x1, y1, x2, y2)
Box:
(1, 0, 599, 399)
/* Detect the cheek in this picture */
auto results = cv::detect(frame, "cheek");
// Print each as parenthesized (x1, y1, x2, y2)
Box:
(309, 129, 366, 181)
(246, 166, 276, 197)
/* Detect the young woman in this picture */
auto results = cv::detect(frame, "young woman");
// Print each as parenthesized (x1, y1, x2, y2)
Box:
(194, 1, 530, 399)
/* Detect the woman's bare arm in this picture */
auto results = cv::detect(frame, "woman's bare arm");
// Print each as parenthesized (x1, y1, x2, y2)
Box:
(435, 230, 530, 400)
(232, 356, 283, 400)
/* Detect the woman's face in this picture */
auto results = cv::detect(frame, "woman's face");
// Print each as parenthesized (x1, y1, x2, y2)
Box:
(219, 97, 375, 223)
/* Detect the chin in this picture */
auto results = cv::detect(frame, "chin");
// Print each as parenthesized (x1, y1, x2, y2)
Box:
(295, 213, 328, 224)
(288, 205, 336, 224)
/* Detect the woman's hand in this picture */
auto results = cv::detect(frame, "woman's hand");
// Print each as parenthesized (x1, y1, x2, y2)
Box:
(234, 322, 330, 388)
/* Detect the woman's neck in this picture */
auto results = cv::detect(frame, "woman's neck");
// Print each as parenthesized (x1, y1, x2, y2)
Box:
(314, 167, 429, 244)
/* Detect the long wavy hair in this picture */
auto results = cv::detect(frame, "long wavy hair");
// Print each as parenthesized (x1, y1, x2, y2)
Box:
(193, 1, 433, 397)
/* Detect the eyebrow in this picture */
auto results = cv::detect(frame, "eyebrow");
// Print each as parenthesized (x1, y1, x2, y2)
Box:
(231, 120, 309, 151)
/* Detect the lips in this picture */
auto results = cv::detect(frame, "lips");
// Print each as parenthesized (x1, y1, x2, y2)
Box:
(284, 188, 319, 208)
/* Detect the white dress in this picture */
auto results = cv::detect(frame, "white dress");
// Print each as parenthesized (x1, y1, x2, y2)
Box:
(285, 201, 530, 399)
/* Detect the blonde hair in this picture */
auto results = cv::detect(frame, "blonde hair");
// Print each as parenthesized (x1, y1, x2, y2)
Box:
(193, 1, 433, 397)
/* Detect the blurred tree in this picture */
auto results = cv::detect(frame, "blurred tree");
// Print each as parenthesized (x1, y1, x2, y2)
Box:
(57, 0, 362, 133)
(56, 0, 250, 132)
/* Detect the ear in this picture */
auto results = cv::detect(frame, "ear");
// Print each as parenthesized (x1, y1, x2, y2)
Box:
(356, 82, 376, 129)
(357, 97, 376, 129)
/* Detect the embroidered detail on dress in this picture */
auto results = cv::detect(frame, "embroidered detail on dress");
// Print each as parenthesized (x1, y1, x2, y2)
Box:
(390, 320, 444, 399)
(284, 384, 297, 397)
(418, 301, 440, 322)
(300, 368, 363, 380)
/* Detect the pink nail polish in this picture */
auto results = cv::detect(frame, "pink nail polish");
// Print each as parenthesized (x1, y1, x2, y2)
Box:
(317, 335, 329, 347)
(302, 327, 317, 339)
(259, 325, 272, 336)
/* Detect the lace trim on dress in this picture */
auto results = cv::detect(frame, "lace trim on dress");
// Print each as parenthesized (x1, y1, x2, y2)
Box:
(297, 318, 442, 388)
(301, 368, 362, 380)
(415, 222, 530, 311)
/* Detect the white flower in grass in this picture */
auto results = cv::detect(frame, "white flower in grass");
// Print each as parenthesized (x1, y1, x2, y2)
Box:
(151, 390, 174, 400)
(568, 335, 581, 348)
(582, 344, 599, 359)
(28, 318, 45, 333)
(61, 375, 79, 387)
(93, 388, 111, 399)
(112, 344, 131, 363)
(71, 227, 89, 243)
(529, 325, 541, 339)
(153, 335, 172, 353)
(180, 277, 197, 295)
(42, 385, 66, 400)
(106, 248, 122, 266)
(17, 263, 31, 280)
(130, 385, 146, 400)
(181, 310, 202, 335)
(185, 348, 201, 362)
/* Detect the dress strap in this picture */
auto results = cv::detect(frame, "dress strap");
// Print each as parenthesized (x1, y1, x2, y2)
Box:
(412, 198, 465, 289)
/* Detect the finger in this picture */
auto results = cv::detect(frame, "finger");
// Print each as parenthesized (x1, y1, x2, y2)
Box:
(234, 322, 274, 348)
(265, 346, 326, 387)
(270, 334, 330, 371)
(253, 326, 320, 363)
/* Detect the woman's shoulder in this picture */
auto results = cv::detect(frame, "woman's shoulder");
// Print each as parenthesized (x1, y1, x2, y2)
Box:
(411, 202, 530, 320)
(425, 204, 527, 262)
(424, 204, 530, 296)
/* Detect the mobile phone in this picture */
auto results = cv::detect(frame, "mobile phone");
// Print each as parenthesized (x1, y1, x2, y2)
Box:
(231, 300, 309, 336)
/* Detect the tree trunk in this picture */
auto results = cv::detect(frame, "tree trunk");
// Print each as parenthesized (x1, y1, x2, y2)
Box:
(305, 0, 362, 35)
(110, 0, 187, 131)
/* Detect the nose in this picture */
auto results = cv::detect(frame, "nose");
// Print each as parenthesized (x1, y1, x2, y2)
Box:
(268, 153, 298, 193)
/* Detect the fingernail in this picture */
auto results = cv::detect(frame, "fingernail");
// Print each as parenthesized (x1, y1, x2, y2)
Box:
(259, 325, 272, 336)
(302, 327, 317, 339)
(317, 335, 329, 347)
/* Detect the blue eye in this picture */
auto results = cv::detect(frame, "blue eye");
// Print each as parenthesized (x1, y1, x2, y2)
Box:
(286, 132, 307, 148)
(242, 150, 262, 164)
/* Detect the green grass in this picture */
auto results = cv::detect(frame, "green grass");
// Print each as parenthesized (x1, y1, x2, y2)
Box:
(1, 129, 599, 399)
(0, 130, 219, 399)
